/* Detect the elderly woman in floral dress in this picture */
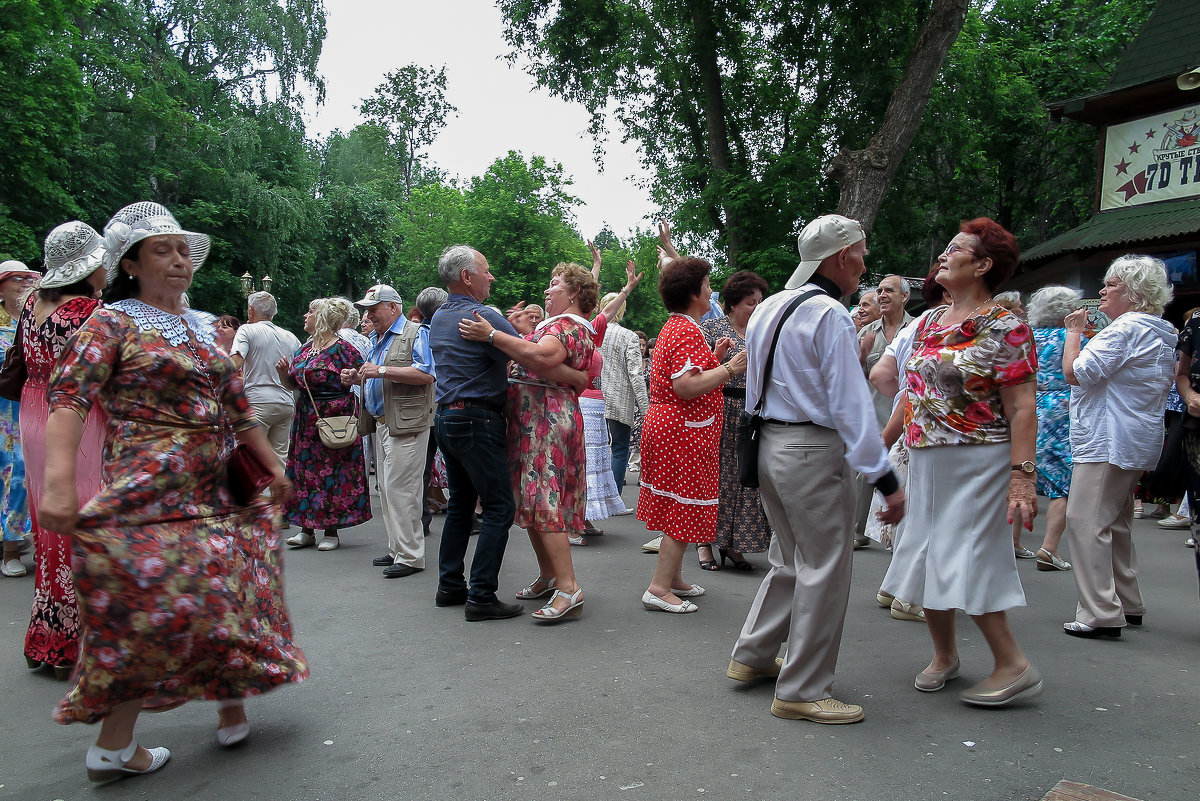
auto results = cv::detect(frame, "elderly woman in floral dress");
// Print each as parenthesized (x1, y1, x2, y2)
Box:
(40, 201, 306, 782)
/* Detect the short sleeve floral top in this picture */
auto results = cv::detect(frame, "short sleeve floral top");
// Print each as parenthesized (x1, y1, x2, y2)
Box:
(509, 314, 595, 389)
(903, 305, 1037, 448)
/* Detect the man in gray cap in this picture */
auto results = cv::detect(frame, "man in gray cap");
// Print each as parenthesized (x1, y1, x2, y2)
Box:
(339, 284, 434, 578)
(727, 214, 904, 724)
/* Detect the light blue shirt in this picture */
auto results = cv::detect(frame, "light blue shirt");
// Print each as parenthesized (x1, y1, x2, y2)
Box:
(364, 319, 434, 418)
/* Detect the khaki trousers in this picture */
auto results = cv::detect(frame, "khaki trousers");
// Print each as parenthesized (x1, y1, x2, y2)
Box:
(731, 423, 854, 702)
(252, 401, 295, 467)
(1064, 461, 1144, 627)
(375, 420, 429, 568)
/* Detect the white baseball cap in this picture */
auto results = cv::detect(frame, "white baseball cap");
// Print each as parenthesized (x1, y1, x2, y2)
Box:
(785, 214, 866, 289)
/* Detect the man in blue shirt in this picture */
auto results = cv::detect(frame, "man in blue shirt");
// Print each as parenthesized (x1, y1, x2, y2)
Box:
(429, 246, 525, 621)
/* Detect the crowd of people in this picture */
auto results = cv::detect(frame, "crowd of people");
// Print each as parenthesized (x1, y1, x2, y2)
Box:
(0, 198, 1194, 782)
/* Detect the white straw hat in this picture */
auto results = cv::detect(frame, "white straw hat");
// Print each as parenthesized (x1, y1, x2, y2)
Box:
(41, 221, 106, 289)
(0, 260, 41, 285)
(102, 201, 211, 283)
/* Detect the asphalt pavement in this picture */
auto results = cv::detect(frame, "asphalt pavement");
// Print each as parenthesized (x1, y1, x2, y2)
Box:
(1, 483, 1198, 801)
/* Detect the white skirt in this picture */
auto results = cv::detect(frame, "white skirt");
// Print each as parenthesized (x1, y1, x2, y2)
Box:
(880, 442, 1026, 615)
(580, 396, 628, 520)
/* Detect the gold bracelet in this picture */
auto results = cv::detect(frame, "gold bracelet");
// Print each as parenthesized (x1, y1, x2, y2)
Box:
(724, 363, 735, 380)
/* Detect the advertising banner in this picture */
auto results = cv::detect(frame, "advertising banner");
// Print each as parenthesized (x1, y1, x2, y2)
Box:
(1101, 104, 1200, 210)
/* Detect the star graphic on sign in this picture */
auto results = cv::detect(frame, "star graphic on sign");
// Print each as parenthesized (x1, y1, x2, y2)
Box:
(1114, 158, 1131, 175)
(1146, 128, 1157, 139)
(1128, 141, 1141, 154)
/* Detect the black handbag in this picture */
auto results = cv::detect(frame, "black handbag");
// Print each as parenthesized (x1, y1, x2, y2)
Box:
(1145, 410, 1188, 500)
(0, 339, 27, 402)
(737, 289, 821, 488)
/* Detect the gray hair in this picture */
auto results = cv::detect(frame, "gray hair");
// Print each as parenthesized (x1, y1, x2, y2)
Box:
(858, 289, 878, 305)
(879, 275, 910, 297)
(415, 286, 449, 320)
(1026, 286, 1082, 328)
(1106, 254, 1173, 316)
(437, 245, 479, 286)
(247, 291, 277, 319)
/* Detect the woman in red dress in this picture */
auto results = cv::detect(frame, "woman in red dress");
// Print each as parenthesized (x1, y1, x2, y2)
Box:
(21, 221, 108, 678)
(638, 225, 747, 613)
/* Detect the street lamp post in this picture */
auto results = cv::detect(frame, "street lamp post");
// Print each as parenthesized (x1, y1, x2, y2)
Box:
(240, 272, 274, 296)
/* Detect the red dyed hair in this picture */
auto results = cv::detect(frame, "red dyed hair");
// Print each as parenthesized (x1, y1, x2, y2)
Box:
(960, 217, 1019, 293)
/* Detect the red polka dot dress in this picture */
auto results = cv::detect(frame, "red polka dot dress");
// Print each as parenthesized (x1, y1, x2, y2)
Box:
(636, 313, 723, 542)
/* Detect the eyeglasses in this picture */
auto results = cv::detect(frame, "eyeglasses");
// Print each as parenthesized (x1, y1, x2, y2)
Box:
(942, 243, 977, 258)
(4, 276, 38, 284)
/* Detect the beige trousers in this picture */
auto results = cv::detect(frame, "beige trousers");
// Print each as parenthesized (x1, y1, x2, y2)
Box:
(252, 401, 295, 467)
(731, 423, 854, 702)
(375, 420, 429, 568)
(1064, 461, 1144, 627)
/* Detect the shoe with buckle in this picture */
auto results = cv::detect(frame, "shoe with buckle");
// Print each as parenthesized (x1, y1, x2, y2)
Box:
(914, 657, 960, 692)
(771, 696, 864, 724)
(86, 741, 171, 783)
(1062, 620, 1121, 639)
(515, 576, 556, 600)
(727, 656, 783, 682)
(1035, 548, 1071, 571)
(959, 663, 1043, 707)
(890, 597, 926, 622)
(641, 590, 698, 614)
(286, 530, 316, 549)
(531, 588, 584, 623)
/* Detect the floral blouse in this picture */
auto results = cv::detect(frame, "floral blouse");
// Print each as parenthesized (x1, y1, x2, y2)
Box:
(903, 305, 1037, 448)
(509, 314, 595, 389)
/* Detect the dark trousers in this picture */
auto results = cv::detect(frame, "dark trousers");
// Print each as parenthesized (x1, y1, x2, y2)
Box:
(608, 419, 632, 494)
(435, 408, 514, 604)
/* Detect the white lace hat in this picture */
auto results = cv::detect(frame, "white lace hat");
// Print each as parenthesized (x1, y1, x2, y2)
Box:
(41, 221, 106, 289)
(102, 201, 211, 283)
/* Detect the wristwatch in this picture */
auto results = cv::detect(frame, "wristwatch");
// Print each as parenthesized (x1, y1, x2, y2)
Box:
(1011, 460, 1035, 474)
(377, 365, 387, 377)
(488, 330, 496, 344)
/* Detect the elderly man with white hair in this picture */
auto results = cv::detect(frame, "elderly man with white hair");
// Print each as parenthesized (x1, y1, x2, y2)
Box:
(230, 291, 301, 465)
(853, 274, 912, 547)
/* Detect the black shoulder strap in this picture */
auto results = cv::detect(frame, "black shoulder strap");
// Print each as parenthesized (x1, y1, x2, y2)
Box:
(750, 288, 823, 415)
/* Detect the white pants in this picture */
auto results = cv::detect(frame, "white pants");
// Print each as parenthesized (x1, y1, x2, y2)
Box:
(375, 420, 429, 568)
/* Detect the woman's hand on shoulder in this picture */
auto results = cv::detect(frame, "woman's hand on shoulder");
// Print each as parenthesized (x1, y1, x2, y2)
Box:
(459, 311, 495, 342)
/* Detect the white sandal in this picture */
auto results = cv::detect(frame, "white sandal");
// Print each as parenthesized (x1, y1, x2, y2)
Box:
(86, 741, 171, 783)
(515, 576, 556, 600)
(531, 588, 584, 622)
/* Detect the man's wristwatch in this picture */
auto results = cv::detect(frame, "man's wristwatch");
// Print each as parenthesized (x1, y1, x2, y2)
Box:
(377, 365, 387, 377)
(1011, 460, 1035, 474)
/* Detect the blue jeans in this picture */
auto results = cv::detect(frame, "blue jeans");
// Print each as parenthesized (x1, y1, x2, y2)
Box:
(608, 419, 631, 494)
(435, 408, 514, 604)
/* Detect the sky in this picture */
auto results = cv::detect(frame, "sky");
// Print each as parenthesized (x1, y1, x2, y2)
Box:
(304, 0, 656, 242)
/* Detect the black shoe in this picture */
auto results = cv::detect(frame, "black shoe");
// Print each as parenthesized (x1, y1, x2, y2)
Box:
(464, 599, 522, 621)
(470, 514, 482, 536)
(423, 526, 431, 538)
(372, 554, 394, 567)
(1125, 614, 1143, 626)
(383, 564, 423, 579)
(435, 590, 468, 607)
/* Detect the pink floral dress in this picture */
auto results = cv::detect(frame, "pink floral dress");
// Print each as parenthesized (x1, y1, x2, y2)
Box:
(47, 299, 308, 724)
(506, 315, 594, 535)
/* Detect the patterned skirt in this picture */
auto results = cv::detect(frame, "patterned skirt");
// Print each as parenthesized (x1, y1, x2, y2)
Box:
(712, 395, 772, 552)
(506, 382, 586, 535)
(284, 394, 372, 530)
(580, 395, 627, 520)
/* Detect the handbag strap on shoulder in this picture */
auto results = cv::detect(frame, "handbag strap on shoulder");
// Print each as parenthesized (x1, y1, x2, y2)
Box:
(750, 288, 822, 415)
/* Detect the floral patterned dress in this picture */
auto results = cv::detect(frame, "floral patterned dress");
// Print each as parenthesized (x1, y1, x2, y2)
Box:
(20, 293, 106, 668)
(637, 314, 723, 542)
(701, 314, 771, 552)
(0, 304, 29, 547)
(285, 340, 371, 530)
(47, 299, 308, 724)
(506, 314, 594, 535)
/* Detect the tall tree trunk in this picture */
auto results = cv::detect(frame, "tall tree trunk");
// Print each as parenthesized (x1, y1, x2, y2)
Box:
(825, 0, 969, 230)
(690, 0, 742, 268)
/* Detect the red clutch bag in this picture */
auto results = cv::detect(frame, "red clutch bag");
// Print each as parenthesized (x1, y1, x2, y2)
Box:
(228, 443, 274, 506)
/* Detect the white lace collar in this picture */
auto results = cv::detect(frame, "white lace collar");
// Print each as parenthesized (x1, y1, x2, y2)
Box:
(109, 298, 217, 349)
